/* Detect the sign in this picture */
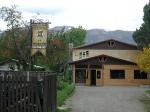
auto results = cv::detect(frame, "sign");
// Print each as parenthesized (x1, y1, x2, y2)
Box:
(31, 23, 48, 56)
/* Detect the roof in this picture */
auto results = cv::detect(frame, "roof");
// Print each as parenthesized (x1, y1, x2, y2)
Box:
(0, 58, 44, 69)
(69, 54, 136, 65)
(0, 59, 17, 65)
(74, 39, 137, 49)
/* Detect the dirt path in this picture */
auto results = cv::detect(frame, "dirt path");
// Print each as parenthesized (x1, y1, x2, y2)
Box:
(65, 86, 147, 112)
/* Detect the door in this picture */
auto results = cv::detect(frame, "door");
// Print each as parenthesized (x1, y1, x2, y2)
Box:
(91, 70, 96, 86)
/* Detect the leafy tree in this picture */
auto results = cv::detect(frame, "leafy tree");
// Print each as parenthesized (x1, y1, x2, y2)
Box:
(0, 5, 31, 70)
(133, 3, 150, 49)
(137, 45, 150, 73)
(62, 26, 86, 47)
(47, 26, 86, 80)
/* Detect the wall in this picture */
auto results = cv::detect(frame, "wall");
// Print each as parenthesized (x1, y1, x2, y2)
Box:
(73, 49, 140, 63)
(103, 65, 150, 86)
(72, 64, 150, 86)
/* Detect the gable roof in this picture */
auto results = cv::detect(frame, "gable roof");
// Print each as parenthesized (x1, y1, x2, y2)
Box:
(69, 54, 136, 65)
(74, 39, 138, 50)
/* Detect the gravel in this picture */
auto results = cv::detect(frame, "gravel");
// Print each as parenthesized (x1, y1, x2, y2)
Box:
(65, 86, 148, 112)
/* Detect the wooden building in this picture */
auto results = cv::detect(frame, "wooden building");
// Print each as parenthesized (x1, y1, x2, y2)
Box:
(69, 39, 150, 86)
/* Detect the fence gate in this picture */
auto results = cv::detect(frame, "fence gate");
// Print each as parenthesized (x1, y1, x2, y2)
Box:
(0, 71, 57, 112)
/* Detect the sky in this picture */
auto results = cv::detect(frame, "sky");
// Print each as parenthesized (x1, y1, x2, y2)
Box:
(0, 0, 149, 31)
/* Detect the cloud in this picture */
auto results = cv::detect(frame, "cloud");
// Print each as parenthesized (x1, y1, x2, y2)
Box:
(0, 0, 149, 31)
(20, 7, 63, 16)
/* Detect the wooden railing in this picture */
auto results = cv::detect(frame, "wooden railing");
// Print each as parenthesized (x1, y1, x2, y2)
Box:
(0, 71, 57, 112)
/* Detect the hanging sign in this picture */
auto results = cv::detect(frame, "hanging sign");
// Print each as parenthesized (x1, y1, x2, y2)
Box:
(31, 23, 48, 56)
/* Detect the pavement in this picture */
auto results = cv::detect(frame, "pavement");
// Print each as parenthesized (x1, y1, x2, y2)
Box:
(64, 86, 148, 112)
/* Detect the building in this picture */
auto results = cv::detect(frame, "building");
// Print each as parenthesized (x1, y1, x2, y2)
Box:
(69, 39, 150, 86)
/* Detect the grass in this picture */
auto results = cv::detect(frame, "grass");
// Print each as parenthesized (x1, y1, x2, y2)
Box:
(140, 90, 150, 112)
(57, 81, 75, 106)
(56, 80, 75, 112)
(146, 90, 150, 94)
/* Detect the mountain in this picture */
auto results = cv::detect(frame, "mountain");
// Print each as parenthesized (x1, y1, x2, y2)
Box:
(85, 29, 136, 45)
(49, 26, 73, 33)
(49, 26, 136, 45)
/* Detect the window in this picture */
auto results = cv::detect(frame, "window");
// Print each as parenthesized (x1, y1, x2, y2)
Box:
(37, 31, 43, 37)
(86, 51, 89, 57)
(97, 71, 101, 79)
(134, 70, 147, 79)
(79, 51, 89, 59)
(79, 52, 82, 59)
(83, 52, 86, 58)
(108, 40, 115, 47)
(75, 69, 86, 83)
(110, 70, 125, 79)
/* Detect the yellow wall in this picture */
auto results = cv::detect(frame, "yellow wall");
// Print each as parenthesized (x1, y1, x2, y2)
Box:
(73, 65, 150, 86)
(73, 49, 140, 63)
(103, 65, 150, 86)
(32, 24, 48, 44)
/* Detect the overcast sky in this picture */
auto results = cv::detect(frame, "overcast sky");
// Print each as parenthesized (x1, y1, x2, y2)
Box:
(0, 0, 149, 31)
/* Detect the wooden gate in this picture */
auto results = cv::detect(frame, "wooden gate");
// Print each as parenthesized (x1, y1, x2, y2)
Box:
(0, 71, 57, 112)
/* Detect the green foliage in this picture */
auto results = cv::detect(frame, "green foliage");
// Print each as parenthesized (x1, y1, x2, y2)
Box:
(137, 45, 150, 73)
(0, 5, 31, 70)
(57, 81, 75, 106)
(62, 26, 86, 47)
(47, 26, 86, 73)
(0, 56, 9, 62)
(146, 90, 150, 94)
(133, 3, 150, 49)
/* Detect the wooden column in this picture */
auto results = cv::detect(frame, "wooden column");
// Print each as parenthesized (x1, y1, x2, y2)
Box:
(86, 64, 90, 86)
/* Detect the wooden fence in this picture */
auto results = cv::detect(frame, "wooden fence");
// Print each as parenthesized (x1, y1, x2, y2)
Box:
(0, 71, 57, 112)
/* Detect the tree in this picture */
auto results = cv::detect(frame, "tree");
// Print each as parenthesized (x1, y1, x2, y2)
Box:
(62, 26, 86, 47)
(0, 5, 31, 70)
(133, 3, 150, 49)
(137, 45, 150, 73)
